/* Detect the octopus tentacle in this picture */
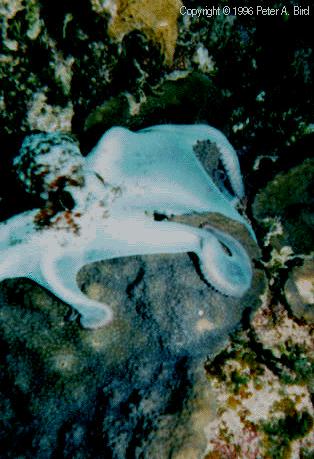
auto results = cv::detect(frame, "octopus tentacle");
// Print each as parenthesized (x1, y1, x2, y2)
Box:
(185, 124, 245, 200)
(40, 250, 113, 329)
(39, 218, 252, 327)
(38, 219, 202, 328)
(210, 133, 244, 200)
(86, 217, 202, 259)
(0, 211, 40, 280)
(197, 225, 252, 297)
(140, 124, 244, 198)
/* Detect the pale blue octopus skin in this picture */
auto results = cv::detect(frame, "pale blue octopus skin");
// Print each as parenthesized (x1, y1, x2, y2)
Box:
(0, 125, 255, 329)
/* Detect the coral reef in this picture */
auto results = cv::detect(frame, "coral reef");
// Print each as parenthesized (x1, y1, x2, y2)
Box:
(84, 71, 221, 133)
(253, 158, 314, 253)
(205, 325, 314, 459)
(0, 0, 313, 457)
(91, 0, 183, 64)
(285, 259, 314, 323)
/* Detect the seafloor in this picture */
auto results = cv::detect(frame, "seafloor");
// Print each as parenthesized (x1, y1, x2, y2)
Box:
(0, 1, 313, 458)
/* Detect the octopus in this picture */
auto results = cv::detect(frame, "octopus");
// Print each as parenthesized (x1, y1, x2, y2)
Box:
(0, 125, 255, 329)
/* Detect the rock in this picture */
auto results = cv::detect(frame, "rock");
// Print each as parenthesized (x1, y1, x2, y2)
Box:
(90, 0, 183, 65)
(0, 212, 264, 458)
(285, 259, 314, 323)
(83, 72, 221, 135)
(253, 158, 314, 254)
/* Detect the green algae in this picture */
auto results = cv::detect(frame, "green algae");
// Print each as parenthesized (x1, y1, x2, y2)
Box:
(262, 410, 313, 459)
(84, 71, 220, 133)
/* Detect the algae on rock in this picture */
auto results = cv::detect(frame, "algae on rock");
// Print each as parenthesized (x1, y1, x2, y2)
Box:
(253, 158, 314, 253)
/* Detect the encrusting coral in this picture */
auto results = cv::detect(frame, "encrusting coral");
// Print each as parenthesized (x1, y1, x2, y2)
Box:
(91, 0, 183, 64)
(0, 124, 255, 329)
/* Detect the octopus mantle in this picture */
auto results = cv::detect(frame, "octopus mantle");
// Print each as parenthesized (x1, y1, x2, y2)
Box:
(0, 125, 255, 329)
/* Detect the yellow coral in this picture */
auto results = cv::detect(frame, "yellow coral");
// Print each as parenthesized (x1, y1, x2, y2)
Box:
(92, 0, 182, 64)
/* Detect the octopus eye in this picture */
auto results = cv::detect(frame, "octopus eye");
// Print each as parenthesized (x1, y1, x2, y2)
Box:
(153, 212, 168, 221)
(58, 190, 75, 210)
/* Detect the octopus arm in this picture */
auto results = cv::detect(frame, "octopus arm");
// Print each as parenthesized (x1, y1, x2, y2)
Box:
(40, 249, 113, 329)
(198, 225, 252, 297)
(0, 211, 41, 281)
(39, 218, 251, 329)
(38, 218, 203, 329)
(90, 217, 252, 299)
(140, 124, 245, 199)
(87, 217, 202, 259)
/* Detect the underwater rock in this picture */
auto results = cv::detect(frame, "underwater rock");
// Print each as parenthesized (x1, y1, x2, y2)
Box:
(90, 0, 182, 64)
(285, 259, 314, 323)
(204, 326, 314, 458)
(84, 71, 221, 134)
(0, 209, 264, 458)
(253, 158, 314, 254)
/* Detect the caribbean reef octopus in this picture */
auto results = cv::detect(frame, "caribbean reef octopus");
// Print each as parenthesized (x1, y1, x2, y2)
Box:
(0, 125, 255, 328)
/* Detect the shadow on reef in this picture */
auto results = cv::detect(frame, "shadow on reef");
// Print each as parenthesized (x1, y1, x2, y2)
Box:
(0, 213, 264, 459)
